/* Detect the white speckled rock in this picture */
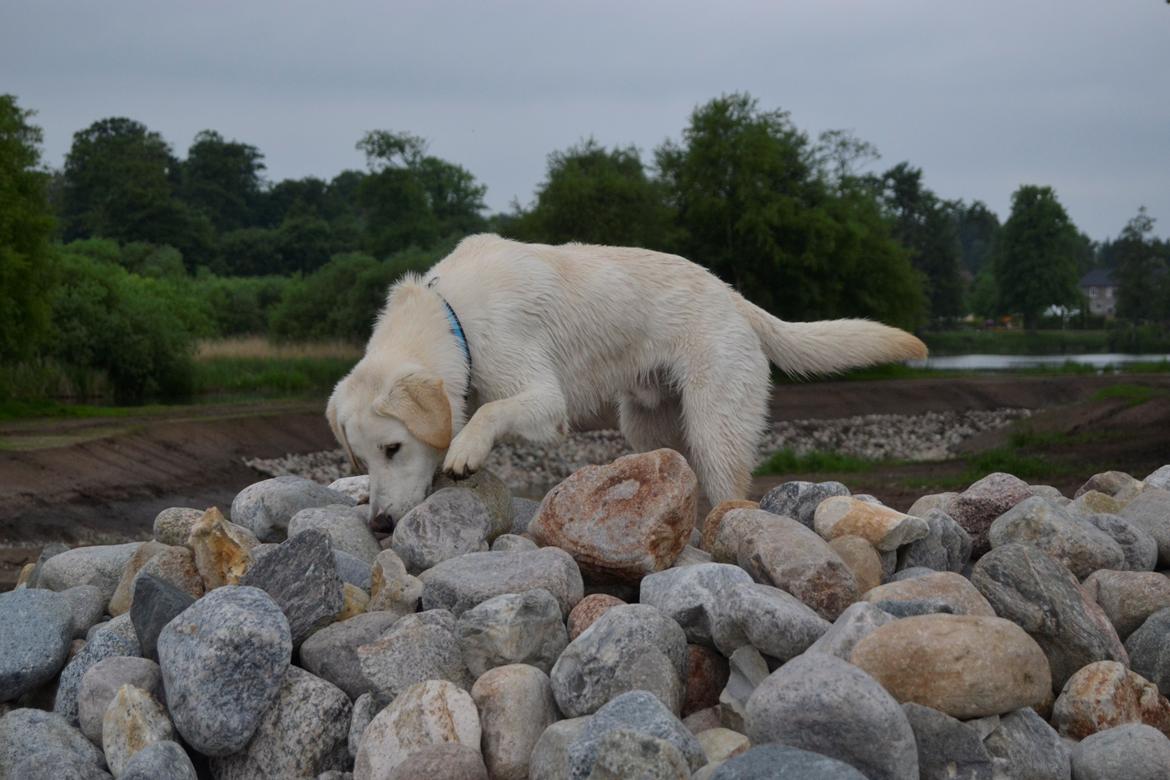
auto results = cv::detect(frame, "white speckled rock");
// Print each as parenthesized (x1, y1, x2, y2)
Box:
(0, 588, 74, 702)
(39, 543, 144, 604)
(471, 664, 558, 780)
(78, 656, 163, 744)
(289, 504, 381, 564)
(457, 589, 568, 677)
(357, 610, 473, 701)
(231, 475, 355, 543)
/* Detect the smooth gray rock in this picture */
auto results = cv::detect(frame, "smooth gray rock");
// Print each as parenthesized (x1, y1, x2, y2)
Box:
(583, 730, 690, 779)
(432, 469, 513, 538)
(567, 690, 705, 779)
(53, 614, 141, 725)
(971, 543, 1125, 690)
(902, 702, 993, 780)
(22, 542, 68, 589)
(0, 588, 74, 702)
(152, 507, 204, 546)
(530, 717, 590, 780)
(357, 610, 472, 701)
(491, 533, 537, 552)
(1120, 488, 1170, 566)
(332, 549, 373, 591)
(806, 602, 896, 661)
(391, 488, 495, 573)
(1125, 607, 1170, 695)
(0, 708, 107, 778)
(898, 508, 972, 573)
(672, 544, 714, 567)
(59, 585, 106, 640)
(289, 504, 381, 564)
(725, 582, 830, 660)
(119, 740, 196, 780)
(231, 475, 354, 543)
(551, 603, 688, 717)
(891, 566, 936, 581)
(744, 651, 919, 780)
(6, 748, 113, 780)
(299, 611, 401, 700)
(1079, 512, 1158, 571)
(209, 666, 352, 780)
(1070, 723, 1170, 780)
(77, 656, 163, 743)
(759, 480, 850, 527)
(710, 744, 869, 779)
(989, 496, 1125, 578)
(328, 474, 369, 504)
(128, 573, 195, 662)
(38, 542, 143, 604)
(348, 692, 378, 760)
(511, 497, 541, 535)
(1145, 465, 1170, 491)
(239, 528, 344, 646)
(719, 646, 771, 732)
(457, 589, 568, 676)
(419, 547, 584, 616)
(639, 563, 753, 649)
(157, 585, 292, 757)
(982, 707, 1070, 780)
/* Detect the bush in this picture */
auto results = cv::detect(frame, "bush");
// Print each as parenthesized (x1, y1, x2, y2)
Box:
(188, 274, 290, 337)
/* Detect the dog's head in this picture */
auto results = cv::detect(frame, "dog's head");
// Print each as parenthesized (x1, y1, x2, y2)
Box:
(327, 365, 452, 534)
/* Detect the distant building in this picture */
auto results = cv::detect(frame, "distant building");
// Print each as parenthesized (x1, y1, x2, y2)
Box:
(1079, 269, 1117, 318)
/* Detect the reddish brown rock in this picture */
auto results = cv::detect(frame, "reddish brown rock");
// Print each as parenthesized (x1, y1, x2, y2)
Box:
(1053, 660, 1170, 739)
(683, 644, 730, 717)
(945, 472, 1033, 557)
(701, 500, 758, 553)
(863, 572, 996, 617)
(828, 535, 883, 594)
(529, 449, 697, 583)
(567, 593, 625, 640)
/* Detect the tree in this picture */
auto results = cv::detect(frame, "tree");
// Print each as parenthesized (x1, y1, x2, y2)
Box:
(953, 200, 1000, 275)
(1114, 207, 1170, 323)
(181, 130, 266, 231)
(0, 94, 57, 361)
(993, 185, 1082, 328)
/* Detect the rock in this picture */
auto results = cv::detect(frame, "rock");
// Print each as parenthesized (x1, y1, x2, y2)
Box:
(897, 508, 973, 573)
(54, 615, 141, 725)
(6, 749, 113, 779)
(187, 507, 256, 590)
(583, 730, 691, 779)
(714, 508, 858, 620)
(568, 690, 705, 778)
(673, 545, 714, 567)
(827, 535, 882, 593)
(367, 548, 421, 617)
(333, 549, 373, 590)
(1069, 723, 1170, 780)
(901, 702, 994, 780)
(724, 582, 830, 660)
(471, 664, 558, 780)
(0, 588, 74, 702)
(300, 611, 401, 700)
(872, 598, 956, 617)
(806, 601, 896, 660)
(551, 603, 688, 717)
(709, 743, 868, 779)
(1052, 660, 1170, 739)
(101, 684, 174, 777)
(329, 475, 370, 504)
(696, 727, 749, 763)
(432, 468, 513, 538)
(390, 488, 494, 573)
(384, 743, 488, 779)
(239, 528, 344, 646)
(353, 679, 481, 779)
(231, 475, 354, 542)
(78, 656, 163, 743)
(1072, 490, 1127, 516)
(110, 543, 203, 616)
(348, 692, 378, 760)
(457, 589, 568, 677)
(684, 644, 730, 717)
(744, 652, 918, 780)
(982, 707, 1070, 780)
(510, 497, 541, 535)
(700, 500, 759, 552)
(1078, 512, 1159, 571)
(851, 614, 1051, 718)
(908, 491, 959, 518)
(59, 585, 106, 639)
(813, 496, 930, 550)
(209, 666, 352, 780)
(759, 480, 850, 527)
(128, 574, 195, 662)
(862, 571, 996, 616)
(290, 504, 381, 564)
(336, 583, 369, 622)
(639, 563, 753, 649)
(719, 646, 771, 732)
(157, 585, 291, 757)
(891, 565, 935, 581)
(530, 717, 590, 780)
(419, 547, 583, 616)
(988, 496, 1126, 578)
(1145, 465, 1170, 491)
(529, 449, 697, 583)
(21, 542, 67, 590)
(1120, 488, 1170, 566)
(491, 533, 537, 552)
(152, 507, 204, 546)
(1126, 607, 1170, 696)
(683, 706, 722, 734)
(357, 610, 472, 701)
(567, 593, 625, 640)
(119, 741, 196, 780)
(1083, 570, 1170, 639)
(39, 542, 143, 604)
(971, 543, 1126, 690)
(945, 472, 1032, 556)
(0, 708, 107, 778)
(1076, 470, 1145, 502)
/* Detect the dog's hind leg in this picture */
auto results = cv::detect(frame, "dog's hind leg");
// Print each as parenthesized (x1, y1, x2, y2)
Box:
(618, 394, 688, 456)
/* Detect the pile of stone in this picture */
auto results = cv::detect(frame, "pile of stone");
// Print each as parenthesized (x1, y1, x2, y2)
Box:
(3, 454, 1170, 779)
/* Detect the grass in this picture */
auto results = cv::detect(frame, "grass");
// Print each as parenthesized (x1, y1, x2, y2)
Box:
(1090, 383, 1170, 406)
(195, 336, 361, 361)
(923, 330, 1112, 356)
(754, 448, 879, 476)
(191, 355, 357, 398)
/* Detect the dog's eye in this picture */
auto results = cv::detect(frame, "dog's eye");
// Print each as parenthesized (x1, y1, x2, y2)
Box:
(383, 443, 401, 460)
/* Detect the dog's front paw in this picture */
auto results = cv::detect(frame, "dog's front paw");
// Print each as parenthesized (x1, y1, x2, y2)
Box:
(443, 429, 492, 478)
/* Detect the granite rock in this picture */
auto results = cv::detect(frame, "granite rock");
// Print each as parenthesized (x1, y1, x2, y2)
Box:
(231, 475, 354, 542)
(419, 547, 583, 616)
(0, 588, 74, 702)
(239, 528, 344, 646)
(457, 589, 568, 677)
(357, 609, 472, 701)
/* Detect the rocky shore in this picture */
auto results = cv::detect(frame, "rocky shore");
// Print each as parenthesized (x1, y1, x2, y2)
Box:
(3, 448, 1170, 779)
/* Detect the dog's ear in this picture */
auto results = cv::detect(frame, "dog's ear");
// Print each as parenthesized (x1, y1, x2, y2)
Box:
(327, 385, 362, 473)
(374, 372, 453, 451)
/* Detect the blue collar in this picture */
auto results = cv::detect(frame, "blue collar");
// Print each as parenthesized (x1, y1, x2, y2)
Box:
(440, 296, 472, 372)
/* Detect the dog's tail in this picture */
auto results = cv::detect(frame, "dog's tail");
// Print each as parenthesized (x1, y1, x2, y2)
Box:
(734, 295, 928, 379)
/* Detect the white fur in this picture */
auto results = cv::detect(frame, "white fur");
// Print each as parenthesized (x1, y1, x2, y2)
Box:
(328, 234, 927, 527)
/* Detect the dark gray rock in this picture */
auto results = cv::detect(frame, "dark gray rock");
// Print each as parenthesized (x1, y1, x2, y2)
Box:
(551, 604, 688, 717)
(567, 690, 705, 779)
(0, 588, 74, 702)
(38, 542, 142, 604)
(299, 611, 401, 700)
(760, 480, 850, 527)
(289, 504, 380, 564)
(806, 602, 896, 661)
(348, 692, 378, 759)
(744, 651, 919, 780)
(873, 598, 957, 617)
(0, 708, 107, 778)
(231, 475, 354, 543)
(1120, 488, 1170, 567)
(357, 610, 472, 701)
(1069, 723, 1170, 780)
(1078, 512, 1158, 571)
(898, 508, 972, 573)
(946, 472, 1032, 557)
(129, 573, 195, 661)
(1125, 607, 1170, 695)
(725, 582, 830, 660)
(419, 547, 584, 616)
(240, 528, 344, 646)
(638, 563, 753, 650)
(58, 585, 106, 640)
(332, 549, 373, 591)
(988, 496, 1125, 578)
(77, 655, 163, 743)
(157, 585, 292, 757)
(119, 740, 196, 780)
(902, 702, 993, 780)
(511, 497, 541, 535)
(710, 744, 868, 779)
(390, 488, 494, 573)
(971, 543, 1125, 690)
(457, 589, 568, 676)
(53, 614, 140, 724)
(982, 707, 1070, 780)
(6, 748, 113, 780)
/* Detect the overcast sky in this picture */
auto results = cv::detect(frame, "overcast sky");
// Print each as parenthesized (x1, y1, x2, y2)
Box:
(3, 0, 1167, 240)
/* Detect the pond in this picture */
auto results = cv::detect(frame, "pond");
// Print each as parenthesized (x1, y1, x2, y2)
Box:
(908, 354, 1170, 370)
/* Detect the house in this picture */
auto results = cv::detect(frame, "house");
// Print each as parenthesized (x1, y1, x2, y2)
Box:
(1079, 269, 1117, 318)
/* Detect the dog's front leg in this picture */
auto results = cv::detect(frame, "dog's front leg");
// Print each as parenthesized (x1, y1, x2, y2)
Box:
(443, 384, 568, 477)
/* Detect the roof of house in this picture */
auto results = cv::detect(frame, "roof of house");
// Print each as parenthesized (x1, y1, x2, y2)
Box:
(1079, 268, 1115, 288)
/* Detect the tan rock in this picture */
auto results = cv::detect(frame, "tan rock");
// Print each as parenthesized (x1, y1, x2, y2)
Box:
(354, 679, 481, 778)
(1053, 660, 1170, 739)
(708, 508, 769, 564)
(567, 593, 625, 640)
(1075, 470, 1145, 502)
(368, 548, 422, 617)
(828, 535, 882, 594)
(102, 684, 175, 777)
(907, 492, 959, 518)
(863, 571, 996, 617)
(187, 507, 255, 590)
(107, 541, 169, 614)
(1083, 570, 1170, 639)
(470, 664, 558, 780)
(696, 727, 750, 763)
(1073, 490, 1127, 516)
(701, 500, 758, 553)
(152, 506, 204, 546)
(529, 449, 697, 583)
(851, 614, 1051, 718)
(814, 496, 929, 551)
(335, 583, 369, 622)
(109, 543, 203, 615)
(14, 562, 35, 588)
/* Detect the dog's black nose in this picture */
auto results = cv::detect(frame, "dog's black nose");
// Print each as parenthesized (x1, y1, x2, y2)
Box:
(370, 511, 394, 535)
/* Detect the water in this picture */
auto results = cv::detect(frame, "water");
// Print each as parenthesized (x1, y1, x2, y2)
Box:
(909, 354, 1170, 371)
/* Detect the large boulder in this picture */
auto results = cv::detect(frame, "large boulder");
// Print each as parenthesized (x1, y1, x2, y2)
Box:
(1052, 660, 1170, 740)
(944, 472, 1032, 556)
(988, 496, 1126, 578)
(1069, 723, 1170, 780)
(391, 488, 495, 574)
(1083, 570, 1170, 639)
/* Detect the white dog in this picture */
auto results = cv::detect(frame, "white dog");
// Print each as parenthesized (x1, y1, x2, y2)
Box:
(327, 234, 926, 532)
